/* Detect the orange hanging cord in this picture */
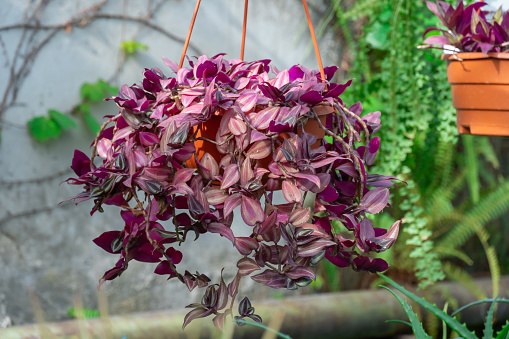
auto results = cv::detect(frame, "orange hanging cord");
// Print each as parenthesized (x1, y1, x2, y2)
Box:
(302, 0, 326, 84)
(179, 0, 326, 85)
(179, 0, 202, 69)
(240, 0, 248, 61)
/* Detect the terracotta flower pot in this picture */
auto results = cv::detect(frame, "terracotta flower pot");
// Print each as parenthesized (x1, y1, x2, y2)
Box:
(186, 104, 334, 168)
(443, 52, 509, 136)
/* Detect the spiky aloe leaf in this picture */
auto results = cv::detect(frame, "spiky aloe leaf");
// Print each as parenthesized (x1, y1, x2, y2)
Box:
(451, 299, 509, 317)
(495, 320, 509, 339)
(482, 299, 497, 339)
(380, 285, 431, 339)
(378, 274, 477, 339)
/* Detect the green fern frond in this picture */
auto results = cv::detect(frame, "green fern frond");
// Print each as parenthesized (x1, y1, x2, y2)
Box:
(463, 135, 480, 204)
(442, 262, 486, 300)
(475, 136, 499, 170)
(344, 0, 384, 20)
(483, 243, 501, 298)
(438, 179, 509, 250)
(435, 247, 473, 266)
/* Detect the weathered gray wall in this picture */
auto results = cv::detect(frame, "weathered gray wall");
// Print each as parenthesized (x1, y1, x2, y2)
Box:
(0, 0, 340, 327)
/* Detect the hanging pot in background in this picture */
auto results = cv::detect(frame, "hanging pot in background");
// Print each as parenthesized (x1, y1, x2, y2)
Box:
(443, 52, 509, 136)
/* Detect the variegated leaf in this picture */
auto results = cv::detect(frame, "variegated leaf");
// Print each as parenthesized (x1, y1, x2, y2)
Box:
(360, 187, 390, 214)
(221, 164, 240, 190)
(241, 195, 265, 226)
(282, 180, 302, 203)
(246, 140, 272, 160)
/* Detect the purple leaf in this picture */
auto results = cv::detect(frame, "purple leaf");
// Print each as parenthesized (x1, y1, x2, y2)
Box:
(234, 237, 259, 255)
(285, 266, 316, 281)
(246, 140, 271, 160)
(289, 207, 311, 226)
(171, 168, 196, 185)
(208, 222, 235, 244)
(162, 56, 179, 73)
(353, 256, 389, 273)
(422, 35, 452, 46)
(182, 307, 209, 330)
(317, 185, 339, 203)
(71, 150, 91, 176)
(221, 164, 240, 190)
(282, 180, 302, 203)
(204, 187, 229, 205)
(297, 238, 336, 257)
(240, 158, 254, 188)
(291, 172, 321, 189)
(300, 91, 323, 105)
(325, 249, 351, 268)
(252, 107, 280, 129)
(154, 260, 176, 276)
(223, 193, 242, 218)
(93, 231, 121, 254)
(324, 79, 352, 98)
(139, 132, 160, 146)
(359, 187, 390, 214)
(237, 91, 258, 112)
(241, 195, 264, 226)
(237, 257, 261, 276)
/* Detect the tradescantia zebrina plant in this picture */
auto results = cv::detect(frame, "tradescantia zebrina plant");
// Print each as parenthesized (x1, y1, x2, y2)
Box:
(65, 54, 401, 330)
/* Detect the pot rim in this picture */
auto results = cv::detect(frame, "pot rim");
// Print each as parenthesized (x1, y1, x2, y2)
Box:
(441, 52, 509, 61)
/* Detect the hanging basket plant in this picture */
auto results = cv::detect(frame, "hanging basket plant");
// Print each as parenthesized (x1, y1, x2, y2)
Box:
(64, 0, 400, 330)
(421, 0, 509, 136)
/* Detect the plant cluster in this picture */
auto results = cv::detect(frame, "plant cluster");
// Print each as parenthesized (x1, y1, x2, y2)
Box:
(65, 54, 399, 329)
(28, 79, 117, 141)
(422, 0, 509, 54)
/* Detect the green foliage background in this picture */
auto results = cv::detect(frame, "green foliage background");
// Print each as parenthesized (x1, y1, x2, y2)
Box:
(325, 0, 509, 290)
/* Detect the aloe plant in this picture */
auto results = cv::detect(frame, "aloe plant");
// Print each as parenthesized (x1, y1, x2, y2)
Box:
(380, 273, 509, 339)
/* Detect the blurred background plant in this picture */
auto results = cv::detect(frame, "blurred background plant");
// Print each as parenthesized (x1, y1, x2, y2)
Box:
(311, 0, 509, 301)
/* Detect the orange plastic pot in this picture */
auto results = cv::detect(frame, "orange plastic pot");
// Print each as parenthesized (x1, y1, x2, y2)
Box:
(443, 52, 509, 136)
(186, 104, 335, 168)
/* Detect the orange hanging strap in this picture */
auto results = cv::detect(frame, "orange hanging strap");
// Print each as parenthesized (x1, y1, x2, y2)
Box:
(302, 0, 326, 84)
(240, 0, 249, 61)
(179, 0, 202, 69)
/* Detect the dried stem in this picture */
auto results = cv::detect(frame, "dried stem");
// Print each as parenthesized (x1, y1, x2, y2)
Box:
(311, 109, 365, 199)
(336, 102, 371, 143)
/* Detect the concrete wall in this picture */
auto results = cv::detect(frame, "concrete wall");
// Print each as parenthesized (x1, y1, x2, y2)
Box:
(0, 0, 340, 326)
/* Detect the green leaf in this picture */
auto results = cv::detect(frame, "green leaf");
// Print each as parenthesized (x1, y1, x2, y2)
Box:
(451, 299, 509, 317)
(28, 116, 61, 141)
(121, 40, 148, 56)
(496, 320, 509, 339)
(48, 109, 76, 130)
(66, 307, 99, 319)
(74, 103, 91, 115)
(386, 319, 412, 328)
(84, 111, 101, 135)
(96, 79, 118, 96)
(462, 135, 480, 204)
(80, 82, 104, 102)
(80, 79, 117, 102)
(378, 274, 477, 339)
(365, 21, 390, 50)
(380, 285, 431, 339)
(483, 299, 497, 339)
